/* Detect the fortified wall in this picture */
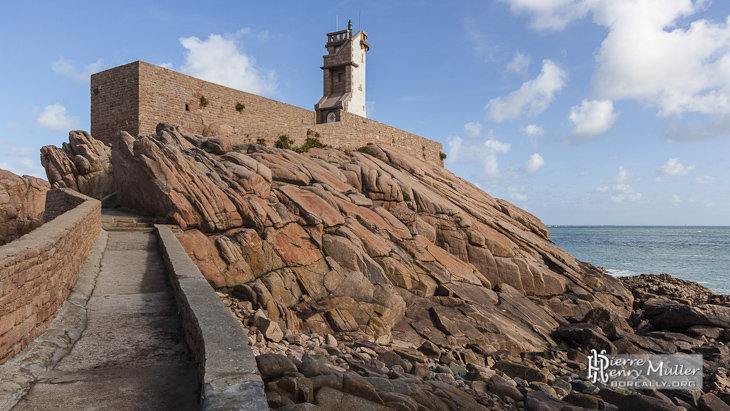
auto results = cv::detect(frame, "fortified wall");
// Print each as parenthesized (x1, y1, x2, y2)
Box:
(90, 61, 444, 165)
(0, 189, 100, 364)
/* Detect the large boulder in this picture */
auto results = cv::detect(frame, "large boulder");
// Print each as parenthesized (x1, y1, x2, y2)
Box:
(0, 169, 49, 245)
(40, 130, 114, 200)
(642, 297, 730, 330)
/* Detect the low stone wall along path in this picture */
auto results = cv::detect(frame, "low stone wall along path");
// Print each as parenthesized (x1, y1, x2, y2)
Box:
(12, 231, 199, 410)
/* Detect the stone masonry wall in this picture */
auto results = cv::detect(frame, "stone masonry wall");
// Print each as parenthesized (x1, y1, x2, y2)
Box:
(0, 189, 101, 364)
(90, 62, 139, 144)
(155, 225, 266, 409)
(90, 61, 444, 165)
(237, 112, 443, 164)
(43, 188, 87, 222)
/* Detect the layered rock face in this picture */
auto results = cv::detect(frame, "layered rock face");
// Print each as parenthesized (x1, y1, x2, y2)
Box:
(103, 123, 632, 355)
(41, 130, 114, 200)
(0, 169, 49, 245)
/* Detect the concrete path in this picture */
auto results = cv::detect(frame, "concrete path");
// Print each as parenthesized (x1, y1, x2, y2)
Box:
(13, 231, 199, 410)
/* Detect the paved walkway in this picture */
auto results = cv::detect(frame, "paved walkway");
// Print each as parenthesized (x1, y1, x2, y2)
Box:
(13, 231, 199, 410)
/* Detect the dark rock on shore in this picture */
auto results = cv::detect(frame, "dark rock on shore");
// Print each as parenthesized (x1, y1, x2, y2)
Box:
(642, 297, 730, 330)
(620, 273, 715, 305)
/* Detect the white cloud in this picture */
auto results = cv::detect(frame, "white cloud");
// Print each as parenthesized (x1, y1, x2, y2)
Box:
(606, 166, 643, 203)
(446, 135, 511, 179)
(445, 135, 463, 164)
(522, 153, 546, 172)
(52, 58, 104, 83)
(520, 124, 544, 137)
(486, 60, 568, 122)
(661, 115, 730, 142)
(158, 62, 173, 69)
(596, 186, 608, 193)
(36, 104, 78, 131)
(610, 166, 638, 185)
(695, 175, 717, 186)
(463, 122, 482, 137)
(505, 51, 533, 74)
(659, 157, 695, 176)
(4, 148, 34, 157)
(592, 1, 730, 117)
(521, 124, 544, 148)
(6, 122, 19, 130)
(511, 192, 528, 201)
(508, 186, 528, 201)
(256, 29, 271, 41)
(566, 99, 619, 143)
(499, 0, 597, 30)
(366, 101, 376, 118)
(0, 157, 45, 179)
(502, 0, 730, 120)
(179, 34, 277, 96)
(671, 194, 682, 204)
(481, 139, 512, 178)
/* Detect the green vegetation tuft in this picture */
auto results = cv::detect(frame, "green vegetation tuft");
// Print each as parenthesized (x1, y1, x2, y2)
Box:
(236, 102, 245, 112)
(275, 135, 293, 149)
(256, 138, 267, 146)
(200, 96, 209, 107)
(293, 136, 327, 153)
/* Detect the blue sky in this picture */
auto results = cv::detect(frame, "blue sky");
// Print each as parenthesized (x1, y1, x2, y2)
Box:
(2, 0, 729, 225)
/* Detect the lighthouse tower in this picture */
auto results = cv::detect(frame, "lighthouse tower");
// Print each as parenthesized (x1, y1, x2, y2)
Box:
(315, 20, 369, 124)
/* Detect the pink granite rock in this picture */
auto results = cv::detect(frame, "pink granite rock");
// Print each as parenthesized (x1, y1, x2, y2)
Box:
(41, 123, 634, 352)
(40, 130, 114, 200)
(0, 169, 49, 245)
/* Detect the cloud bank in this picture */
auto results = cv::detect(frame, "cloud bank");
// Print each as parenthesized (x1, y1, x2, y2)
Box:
(179, 34, 277, 96)
(486, 60, 568, 121)
(36, 104, 78, 131)
(501, 0, 730, 121)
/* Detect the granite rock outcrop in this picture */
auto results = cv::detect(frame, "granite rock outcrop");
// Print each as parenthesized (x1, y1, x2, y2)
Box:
(41, 130, 114, 201)
(75, 122, 632, 356)
(0, 169, 49, 245)
(40, 124, 730, 408)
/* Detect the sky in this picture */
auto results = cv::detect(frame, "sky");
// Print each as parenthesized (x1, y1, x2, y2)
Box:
(1, 0, 729, 226)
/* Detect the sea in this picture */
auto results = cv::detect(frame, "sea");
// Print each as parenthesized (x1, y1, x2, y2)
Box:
(548, 226, 730, 295)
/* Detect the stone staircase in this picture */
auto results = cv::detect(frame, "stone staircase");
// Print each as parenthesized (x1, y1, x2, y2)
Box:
(101, 209, 157, 232)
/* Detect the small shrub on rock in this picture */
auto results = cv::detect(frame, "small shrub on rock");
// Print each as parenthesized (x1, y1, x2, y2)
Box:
(275, 135, 293, 150)
(294, 136, 327, 153)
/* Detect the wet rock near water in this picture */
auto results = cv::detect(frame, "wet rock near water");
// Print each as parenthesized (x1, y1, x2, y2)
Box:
(621, 273, 717, 305)
(220, 291, 730, 411)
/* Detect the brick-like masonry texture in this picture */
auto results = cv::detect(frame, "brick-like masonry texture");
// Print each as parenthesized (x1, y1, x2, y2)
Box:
(91, 61, 443, 166)
(0, 189, 100, 364)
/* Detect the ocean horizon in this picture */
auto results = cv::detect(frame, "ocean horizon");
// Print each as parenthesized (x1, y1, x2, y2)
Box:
(548, 225, 730, 295)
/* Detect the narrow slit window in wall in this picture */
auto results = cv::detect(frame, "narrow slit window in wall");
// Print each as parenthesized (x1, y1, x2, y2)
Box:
(185, 104, 190, 111)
